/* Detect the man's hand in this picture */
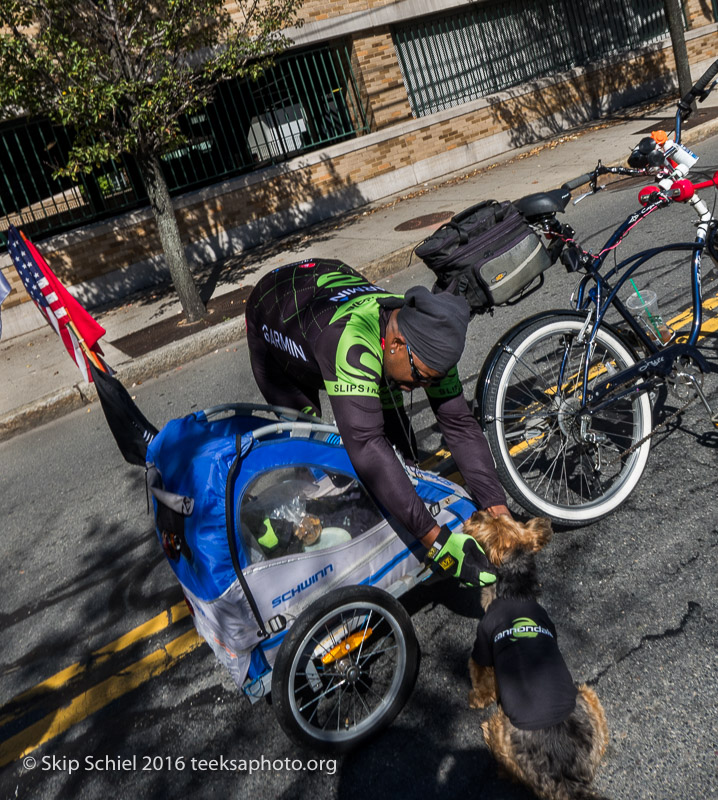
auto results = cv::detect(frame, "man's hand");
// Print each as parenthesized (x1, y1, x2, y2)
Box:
(486, 504, 512, 519)
(424, 525, 496, 587)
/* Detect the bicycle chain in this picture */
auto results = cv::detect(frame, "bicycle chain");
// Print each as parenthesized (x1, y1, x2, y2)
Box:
(605, 393, 698, 464)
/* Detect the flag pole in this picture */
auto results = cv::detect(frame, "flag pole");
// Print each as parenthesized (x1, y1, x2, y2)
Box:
(66, 317, 108, 373)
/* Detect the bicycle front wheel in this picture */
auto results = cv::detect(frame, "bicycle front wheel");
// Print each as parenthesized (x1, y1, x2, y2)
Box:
(481, 314, 653, 526)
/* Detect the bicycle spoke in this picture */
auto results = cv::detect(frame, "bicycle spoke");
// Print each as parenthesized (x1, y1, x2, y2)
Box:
(297, 673, 345, 714)
(354, 680, 376, 713)
(323, 684, 346, 733)
(487, 317, 653, 520)
(354, 609, 374, 664)
(356, 643, 398, 664)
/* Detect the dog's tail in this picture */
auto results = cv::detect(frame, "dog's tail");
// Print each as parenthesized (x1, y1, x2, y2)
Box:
(507, 689, 610, 800)
(515, 760, 611, 800)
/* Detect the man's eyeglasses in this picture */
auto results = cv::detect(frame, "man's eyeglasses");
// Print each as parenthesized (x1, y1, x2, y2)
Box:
(406, 343, 443, 386)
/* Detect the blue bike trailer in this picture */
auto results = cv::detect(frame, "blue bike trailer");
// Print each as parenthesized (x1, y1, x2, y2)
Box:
(145, 403, 479, 693)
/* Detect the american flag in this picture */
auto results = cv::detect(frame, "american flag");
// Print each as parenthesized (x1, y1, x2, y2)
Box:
(0, 268, 10, 339)
(7, 225, 105, 382)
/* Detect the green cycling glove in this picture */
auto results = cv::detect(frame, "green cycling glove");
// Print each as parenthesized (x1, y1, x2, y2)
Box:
(425, 525, 496, 587)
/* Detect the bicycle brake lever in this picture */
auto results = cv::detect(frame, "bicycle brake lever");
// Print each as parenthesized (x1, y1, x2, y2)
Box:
(573, 185, 603, 205)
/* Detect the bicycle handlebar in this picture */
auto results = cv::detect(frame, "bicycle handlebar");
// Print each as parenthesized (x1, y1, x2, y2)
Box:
(550, 64, 718, 210)
(562, 165, 649, 197)
(638, 171, 718, 206)
(563, 173, 593, 191)
(682, 57, 718, 106)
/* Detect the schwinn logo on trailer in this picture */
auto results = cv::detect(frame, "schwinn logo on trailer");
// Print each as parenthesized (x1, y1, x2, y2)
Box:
(271, 564, 334, 608)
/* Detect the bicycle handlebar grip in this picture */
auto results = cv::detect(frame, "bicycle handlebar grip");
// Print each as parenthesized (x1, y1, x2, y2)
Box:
(683, 57, 718, 104)
(563, 173, 592, 191)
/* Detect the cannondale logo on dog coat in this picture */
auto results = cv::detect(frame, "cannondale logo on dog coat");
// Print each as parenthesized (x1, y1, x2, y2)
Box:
(494, 617, 555, 643)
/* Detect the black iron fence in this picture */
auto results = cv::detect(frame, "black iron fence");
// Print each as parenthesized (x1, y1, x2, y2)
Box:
(1, 41, 368, 244)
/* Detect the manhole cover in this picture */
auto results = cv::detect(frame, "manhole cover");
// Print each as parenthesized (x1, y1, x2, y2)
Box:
(394, 211, 454, 231)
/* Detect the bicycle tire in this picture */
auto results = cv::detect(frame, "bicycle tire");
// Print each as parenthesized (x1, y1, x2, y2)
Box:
(271, 585, 420, 753)
(479, 313, 653, 526)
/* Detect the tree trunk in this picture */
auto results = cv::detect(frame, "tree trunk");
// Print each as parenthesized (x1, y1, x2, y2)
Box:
(139, 153, 207, 322)
(664, 0, 692, 97)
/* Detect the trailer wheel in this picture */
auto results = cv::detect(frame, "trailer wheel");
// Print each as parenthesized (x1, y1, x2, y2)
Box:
(271, 585, 419, 752)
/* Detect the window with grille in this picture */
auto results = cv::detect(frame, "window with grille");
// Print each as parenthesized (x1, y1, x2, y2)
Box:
(394, 0, 669, 118)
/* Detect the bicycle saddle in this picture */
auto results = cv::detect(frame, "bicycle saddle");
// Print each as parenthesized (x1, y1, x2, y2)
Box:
(514, 187, 571, 219)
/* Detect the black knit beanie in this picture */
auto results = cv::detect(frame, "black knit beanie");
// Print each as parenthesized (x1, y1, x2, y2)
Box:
(395, 286, 470, 373)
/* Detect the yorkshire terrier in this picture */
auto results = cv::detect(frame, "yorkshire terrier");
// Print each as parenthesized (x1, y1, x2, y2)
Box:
(463, 511, 610, 800)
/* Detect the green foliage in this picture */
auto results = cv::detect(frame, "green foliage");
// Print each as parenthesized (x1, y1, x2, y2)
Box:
(0, 0, 304, 177)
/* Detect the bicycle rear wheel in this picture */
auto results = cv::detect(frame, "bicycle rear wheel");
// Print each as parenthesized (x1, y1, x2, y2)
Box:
(480, 314, 653, 526)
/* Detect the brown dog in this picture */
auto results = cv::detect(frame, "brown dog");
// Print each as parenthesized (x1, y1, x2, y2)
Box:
(463, 512, 609, 800)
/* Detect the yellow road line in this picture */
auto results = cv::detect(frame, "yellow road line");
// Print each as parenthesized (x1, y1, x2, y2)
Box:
(666, 294, 718, 330)
(419, 448, 452, 469)
(676, 314, 718, 342)
(509, 433, 547, 457)
(0, 601, 189, 728)
(0, 630, 201, 768)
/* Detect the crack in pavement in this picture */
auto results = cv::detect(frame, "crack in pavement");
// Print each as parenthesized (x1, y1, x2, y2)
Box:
(587, 601, 702, 686)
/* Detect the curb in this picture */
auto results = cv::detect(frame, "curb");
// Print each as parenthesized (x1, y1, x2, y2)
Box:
(682, 116, 718, 148)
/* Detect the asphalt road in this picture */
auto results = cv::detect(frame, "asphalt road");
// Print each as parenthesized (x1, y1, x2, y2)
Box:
(2, 135, 718, 800)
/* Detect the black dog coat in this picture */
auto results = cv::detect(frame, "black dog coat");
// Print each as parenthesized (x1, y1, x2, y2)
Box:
(472, 598, 578, 730)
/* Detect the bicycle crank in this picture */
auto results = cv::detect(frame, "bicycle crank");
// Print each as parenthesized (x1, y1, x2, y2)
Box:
(578, 384, 696, 469)
(667, 356, 717, 423)
(606, 393, 699, 464)
(666, 355, 704, 401)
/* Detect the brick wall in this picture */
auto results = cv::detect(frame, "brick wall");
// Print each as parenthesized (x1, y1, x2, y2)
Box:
(351, 29, 413, 129)
(294, 0, 404, 24)
(684, 0, 715, 28)
(686, 27, 718, 62)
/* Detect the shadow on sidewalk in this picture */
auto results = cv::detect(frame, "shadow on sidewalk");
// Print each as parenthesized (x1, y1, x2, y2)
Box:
(110, 284, 254, 357)
(488, 47, 672, 148)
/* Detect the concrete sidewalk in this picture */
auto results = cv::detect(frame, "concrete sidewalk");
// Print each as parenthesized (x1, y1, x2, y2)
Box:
(3, 93, 718, 440)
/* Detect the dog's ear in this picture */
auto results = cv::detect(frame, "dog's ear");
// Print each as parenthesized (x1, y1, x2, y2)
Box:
(524, 517, 553, 552)
(461, 511, 495, 548)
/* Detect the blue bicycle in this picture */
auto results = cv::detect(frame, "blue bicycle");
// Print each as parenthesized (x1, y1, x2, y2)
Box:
(474, 59, 718, 526)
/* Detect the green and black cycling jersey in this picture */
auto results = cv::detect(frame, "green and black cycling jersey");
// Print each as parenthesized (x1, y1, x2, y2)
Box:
(246, 259, 507, 539)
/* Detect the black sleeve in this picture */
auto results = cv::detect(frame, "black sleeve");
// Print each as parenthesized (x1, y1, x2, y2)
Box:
(427, 380, 507, 509)
(471, 618, 494, 666)
(328, 392, 437, 540)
